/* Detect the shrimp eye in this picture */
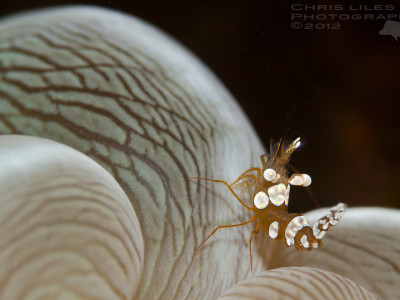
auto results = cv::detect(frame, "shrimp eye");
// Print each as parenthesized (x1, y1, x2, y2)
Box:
(263, 168, 276, 181)
(289, 173, 312, 186)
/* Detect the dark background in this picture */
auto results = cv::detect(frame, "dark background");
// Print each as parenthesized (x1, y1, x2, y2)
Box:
(2, 1, 399, 212)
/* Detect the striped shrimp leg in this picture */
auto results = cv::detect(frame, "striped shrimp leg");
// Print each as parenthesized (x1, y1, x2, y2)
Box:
(284, 203, 347, 251)
(312, 203, 347, 240)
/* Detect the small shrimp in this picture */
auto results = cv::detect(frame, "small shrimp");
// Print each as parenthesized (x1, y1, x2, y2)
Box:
(191, 137, 346, 271)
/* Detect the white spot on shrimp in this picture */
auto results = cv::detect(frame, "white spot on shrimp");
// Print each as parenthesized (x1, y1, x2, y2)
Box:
(289, 173, 311, 186)
(284, 184, 290, 206)
(285, 216, 310, 246)
(263, 168, 277, 181)
(269, 221, 279, 239)
(268, 183, 287, 206)
(254, 191, 269, 209)
(301, 234, 309, 248)
(289, 174, 305, 186)
(272, 173, 281, 183)
(313, 223, 327, 239)
(303, 174, 312, 186)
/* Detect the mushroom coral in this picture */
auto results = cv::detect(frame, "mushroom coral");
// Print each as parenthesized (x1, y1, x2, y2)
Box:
(0, 6, 398, 299)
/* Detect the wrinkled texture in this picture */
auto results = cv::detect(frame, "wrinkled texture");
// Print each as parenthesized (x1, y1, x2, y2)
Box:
(0, 6, 264, 299)
(0, 135, 143, 299)
(0, 6, 397, 300)
(218, 267, 377, 300)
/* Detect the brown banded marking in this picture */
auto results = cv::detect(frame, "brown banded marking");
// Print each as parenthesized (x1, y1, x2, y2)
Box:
(0, 7, 265, 299)
(217, 267, 378, 300)
(192, 137, 347, 270)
